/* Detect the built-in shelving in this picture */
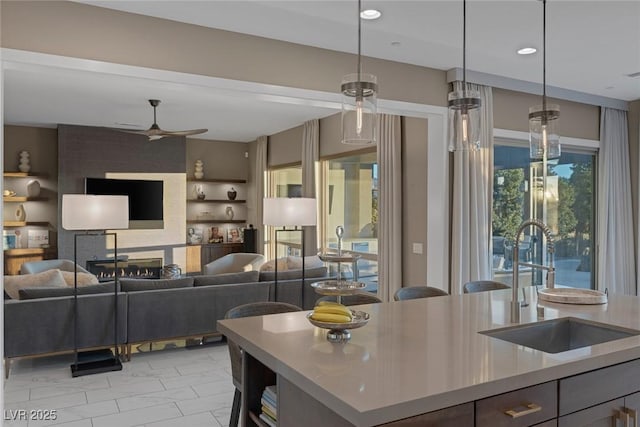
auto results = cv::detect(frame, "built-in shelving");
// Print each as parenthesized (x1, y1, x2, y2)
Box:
(3, 172, 48, 178)
(3, 221, 50, 227)
(187, 178, 246, 184)
(186, 219, 246, 224)
(3, 196, 48, 202)
(187, 199, 246, 204)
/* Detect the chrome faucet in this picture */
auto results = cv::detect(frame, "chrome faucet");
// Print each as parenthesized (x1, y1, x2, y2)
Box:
(511, 219, 555, 323)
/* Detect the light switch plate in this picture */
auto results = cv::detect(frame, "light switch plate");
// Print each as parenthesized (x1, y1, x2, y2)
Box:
(412, 243, 423, 254)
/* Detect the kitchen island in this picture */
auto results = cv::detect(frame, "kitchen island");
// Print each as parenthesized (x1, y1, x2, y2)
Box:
(217, 287, 640, 426)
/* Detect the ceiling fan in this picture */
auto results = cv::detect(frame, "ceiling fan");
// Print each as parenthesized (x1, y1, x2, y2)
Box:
(123, 99, 208, 140)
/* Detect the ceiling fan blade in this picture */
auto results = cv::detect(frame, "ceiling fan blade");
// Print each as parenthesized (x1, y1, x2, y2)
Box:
(158, 129, 209, 137)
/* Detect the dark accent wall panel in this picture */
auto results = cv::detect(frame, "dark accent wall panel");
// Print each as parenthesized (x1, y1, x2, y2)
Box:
(58, 124, 186, 264)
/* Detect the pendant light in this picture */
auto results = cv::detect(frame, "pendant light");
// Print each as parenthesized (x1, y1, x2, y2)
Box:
(448, 0, 481, 152)
(341, 0, 378, 145)
(529, 0, 560, 160)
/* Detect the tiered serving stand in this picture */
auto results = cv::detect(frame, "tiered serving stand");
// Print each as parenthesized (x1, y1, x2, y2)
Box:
(308, 226, 370, 343)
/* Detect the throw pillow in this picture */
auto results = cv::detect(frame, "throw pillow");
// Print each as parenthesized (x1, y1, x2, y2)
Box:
(4, 269, 67, 300)
(259, 266, 327, 282)
(286, 255, 324, 270)
(259, 258, 288, 272)
(18, 281, 119, 300)
(194, 270, 260, 287)
(59, 271, 100, 287)
(120, 277, 194, 292)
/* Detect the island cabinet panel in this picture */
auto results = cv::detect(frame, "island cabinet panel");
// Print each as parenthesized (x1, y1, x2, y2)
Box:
(559, 358, 640, 416)
(557, 398, 624, 427)
(278, 377, 354, 427)
(475, 381, 557, 427)
(531, 420, 557, 427)
(378, 402, 473, 426)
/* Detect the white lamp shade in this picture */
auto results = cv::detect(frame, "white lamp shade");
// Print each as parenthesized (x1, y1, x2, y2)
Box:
(62, 194, 129, 230)
(263, 198, 317, 226)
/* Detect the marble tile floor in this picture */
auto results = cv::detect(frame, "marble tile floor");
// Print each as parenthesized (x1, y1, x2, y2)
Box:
(2, 341, 235, 427)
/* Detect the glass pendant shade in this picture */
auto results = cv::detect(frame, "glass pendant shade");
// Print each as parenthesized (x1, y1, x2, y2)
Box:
(448, 89, 481, 151)
(341, 73, 378, 145)
(529, 104, 560, 160)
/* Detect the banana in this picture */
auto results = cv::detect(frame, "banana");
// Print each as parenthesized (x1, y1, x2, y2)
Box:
(310, 312, 352, 323)
(317, 300, 345, 307)
(313, 304, 352, 317)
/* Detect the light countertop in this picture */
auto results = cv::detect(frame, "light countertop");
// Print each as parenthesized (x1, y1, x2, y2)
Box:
(217, 287, 640, 426)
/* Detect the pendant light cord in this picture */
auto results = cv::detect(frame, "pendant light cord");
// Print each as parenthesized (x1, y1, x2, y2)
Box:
(463, 0, 467, 94)
(542, 0, 547, 112)
(357, 0, 362, 83)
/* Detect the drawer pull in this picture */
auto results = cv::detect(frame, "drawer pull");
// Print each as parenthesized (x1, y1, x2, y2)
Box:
(504, 403, 542, 418)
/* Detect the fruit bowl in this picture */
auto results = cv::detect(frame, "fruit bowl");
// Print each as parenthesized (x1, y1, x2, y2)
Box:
(307, 310, 369, 343)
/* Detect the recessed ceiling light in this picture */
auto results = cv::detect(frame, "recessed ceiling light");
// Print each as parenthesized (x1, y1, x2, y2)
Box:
(517, 47, 537, 55)
(360, 9, 381, 20)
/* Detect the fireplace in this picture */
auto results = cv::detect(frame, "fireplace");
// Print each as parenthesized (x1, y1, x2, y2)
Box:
(86, 258, 162, 282)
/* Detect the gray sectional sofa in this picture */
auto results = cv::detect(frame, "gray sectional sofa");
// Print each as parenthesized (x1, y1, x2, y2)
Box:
(3, 266, 328, 374)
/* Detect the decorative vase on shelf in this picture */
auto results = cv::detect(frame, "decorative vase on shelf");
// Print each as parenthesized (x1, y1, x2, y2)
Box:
(15, 204, 26, 221)
(227, 187, 237, 200)
(225, 206, 235, 220)
(18, 151, 31, 173)
(194, 159, 204, 180)
(194, 184, 205, 200)
(26, 180, 41, 198)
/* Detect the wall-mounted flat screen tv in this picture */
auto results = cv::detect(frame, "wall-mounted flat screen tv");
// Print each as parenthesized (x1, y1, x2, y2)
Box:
(85, 177, 164, 229)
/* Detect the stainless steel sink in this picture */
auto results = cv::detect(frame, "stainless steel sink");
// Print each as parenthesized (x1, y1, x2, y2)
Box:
(480, 317, 640, 354)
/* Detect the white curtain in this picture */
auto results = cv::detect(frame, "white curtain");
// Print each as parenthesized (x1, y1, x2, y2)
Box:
(450, 82, 493, 295)
(252, 135, 267, 254)
(377, 114, 402, 302)
(597, 108, 636, 295)
(302, 119, 319, 255)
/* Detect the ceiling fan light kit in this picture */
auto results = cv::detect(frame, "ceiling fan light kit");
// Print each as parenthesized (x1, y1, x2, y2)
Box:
(448, 0, 482, 152)
(341, 0, 378, 145)
(122, 99, 208, 140)
(529, 0, 561, 161)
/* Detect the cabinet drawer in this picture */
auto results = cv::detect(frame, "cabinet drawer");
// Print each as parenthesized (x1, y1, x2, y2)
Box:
(559, 358, 640, 415)
(558, 397, 624, 427)
(533, 420, 557, 427)
(476, 381, 557, 427)
(379, 402, 473, 426)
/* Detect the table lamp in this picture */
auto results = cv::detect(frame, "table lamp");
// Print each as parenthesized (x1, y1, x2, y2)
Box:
(263, 198, 317, 304)
(62, 194, 129, 377)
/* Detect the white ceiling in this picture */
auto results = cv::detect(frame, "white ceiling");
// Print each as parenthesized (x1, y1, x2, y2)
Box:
(3, 1, 640, 142)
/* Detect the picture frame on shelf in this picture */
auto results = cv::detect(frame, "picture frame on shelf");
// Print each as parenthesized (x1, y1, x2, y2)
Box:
(187, 227, 204, 245)
(227, 227, 243, 243)
(28, 229, 49, 248)
(3, 230, 17, 250)
(209, 226, 225, 243)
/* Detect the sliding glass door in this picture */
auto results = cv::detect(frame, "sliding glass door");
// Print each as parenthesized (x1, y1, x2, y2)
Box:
(492, 144, 595, 289)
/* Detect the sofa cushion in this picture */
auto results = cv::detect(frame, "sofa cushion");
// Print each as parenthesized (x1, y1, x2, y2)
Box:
(4, 269, 67, 300)
(259, 257, 288, 272)
(194, 270, 260, 287)
(259, 266, 327, 282)
(286, 255, 324, 270)
(120, 277, 194, 292)
(18, 281, 119, 300)
(59, 270, 100, 287)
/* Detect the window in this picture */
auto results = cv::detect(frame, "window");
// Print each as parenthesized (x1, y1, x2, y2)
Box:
(265, 165, 302, 258)
(320, 151, 378, 287)
(492, 144, 595, 289)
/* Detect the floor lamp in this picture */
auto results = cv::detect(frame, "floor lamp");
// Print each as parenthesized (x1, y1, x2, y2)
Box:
(62, 194, 129, 377)
(263, 198, 317, 305)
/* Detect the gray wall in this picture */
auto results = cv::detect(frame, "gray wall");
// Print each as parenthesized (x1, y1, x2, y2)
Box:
(57, 125, 185, 266)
